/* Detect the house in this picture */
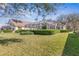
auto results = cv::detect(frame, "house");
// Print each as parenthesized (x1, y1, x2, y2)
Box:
(0, 24, 12, 30)
(8, 19, 31, 31)
(7, 19, 67, 31)
(39, 20, 66, 30)
(0, 24, 3, 30)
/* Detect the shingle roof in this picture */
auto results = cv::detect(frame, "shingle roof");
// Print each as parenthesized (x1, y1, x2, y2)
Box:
(9, 19, 29, 27)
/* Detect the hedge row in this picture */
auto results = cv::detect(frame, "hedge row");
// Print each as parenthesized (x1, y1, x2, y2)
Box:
(20, 31, 34, 35)
(60, 30, 69, 33)
(0, 29, 69, 35)
(0, 30, 13, 33)
(32, 30, 53, 35)
(15, 29, 60, 35)
(2, 30, 12, 33)
(49, 29, 60, 34)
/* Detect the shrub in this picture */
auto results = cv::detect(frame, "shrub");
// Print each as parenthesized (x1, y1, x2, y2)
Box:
(49, 29, 60, 34)
(15, 30, 22, 33)
(60, 30, 69, 33)
(15, 29, 60, 35)
(31, 30, 54, 35)
(3, 29, 13, 33)
(15, 30, 30, 33)
(20, 31, 34, 35)
(42, 25, 47, 29)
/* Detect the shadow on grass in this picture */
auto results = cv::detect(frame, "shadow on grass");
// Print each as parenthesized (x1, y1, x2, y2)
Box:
(0, 38, 22, 46)
(62, 33, 79, 56)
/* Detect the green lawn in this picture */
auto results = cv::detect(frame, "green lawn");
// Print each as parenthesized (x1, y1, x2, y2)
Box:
(63, 33, 79, 56)
(0, 33, 68, 56)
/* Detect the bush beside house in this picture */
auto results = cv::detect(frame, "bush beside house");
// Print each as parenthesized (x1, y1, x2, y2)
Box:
(49, 29, 60, 34)
(15, 29, 22, 33)
(60, 30, 69, 33)
(2, 29, 13, 33)
(15, 29, 60, 35)
(32, 30, 53, 35)
(16, 29, 69, 35)
(20, 31, 34, 35)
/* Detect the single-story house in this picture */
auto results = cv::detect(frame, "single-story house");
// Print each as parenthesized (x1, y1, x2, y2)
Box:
(6, 19, 67, 31)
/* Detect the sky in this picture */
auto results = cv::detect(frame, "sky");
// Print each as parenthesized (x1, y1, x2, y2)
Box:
(0, 3, 79, 25)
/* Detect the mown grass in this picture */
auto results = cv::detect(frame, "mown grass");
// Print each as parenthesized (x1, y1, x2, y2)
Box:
(0, 33, 68, 56)
(63, 33, 79, 56)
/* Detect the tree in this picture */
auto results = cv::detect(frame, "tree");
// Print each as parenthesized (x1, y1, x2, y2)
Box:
(57, 13, 79, 32)
(57, 14, 68, 30)
(0, 3, 63, 29)
(66, 14, 79, 32)
(0, 3, 63, 20)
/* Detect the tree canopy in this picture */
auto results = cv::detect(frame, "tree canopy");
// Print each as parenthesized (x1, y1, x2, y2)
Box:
(57, 13, 79, 32)
(0, 3, 63, 20)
